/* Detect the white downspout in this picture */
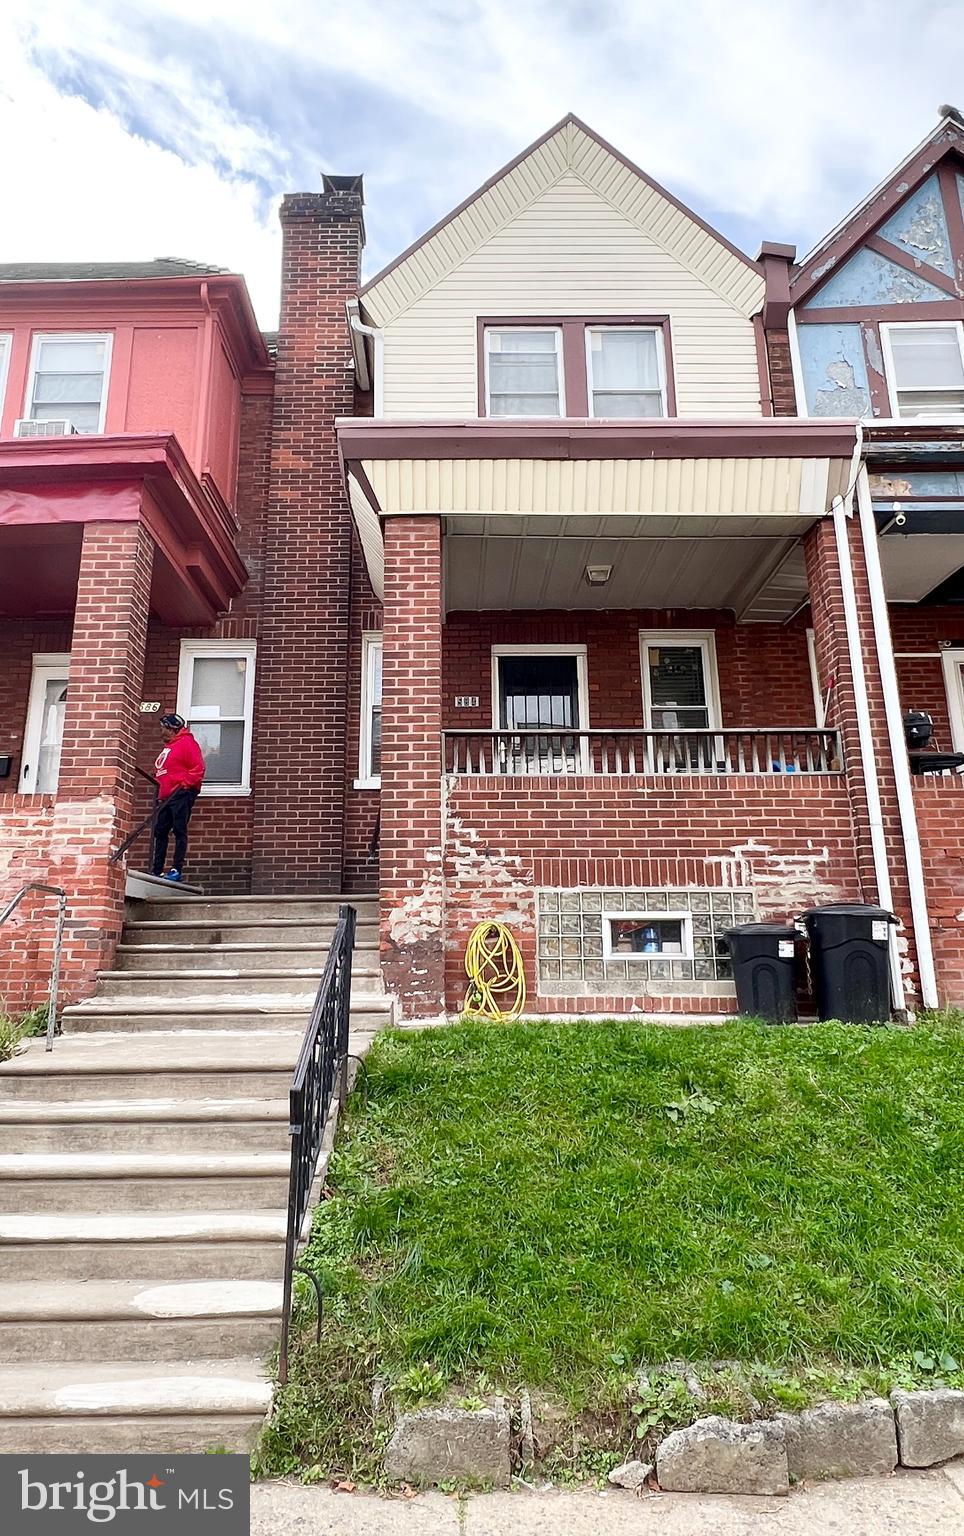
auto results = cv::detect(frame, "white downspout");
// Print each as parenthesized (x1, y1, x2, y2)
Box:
(831, 472, 906, 1013)
(855, 467, 939, 1010)
(347, 299, 384, 416)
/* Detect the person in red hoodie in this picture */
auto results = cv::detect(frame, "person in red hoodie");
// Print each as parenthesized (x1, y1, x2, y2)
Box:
(152, 713, 206, 882)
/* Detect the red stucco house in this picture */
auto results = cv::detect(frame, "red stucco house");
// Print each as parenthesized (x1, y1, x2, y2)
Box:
(4, 117, 964, 1024)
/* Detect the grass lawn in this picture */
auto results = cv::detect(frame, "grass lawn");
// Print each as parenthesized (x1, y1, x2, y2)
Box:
(259, 1014, 964, 1478)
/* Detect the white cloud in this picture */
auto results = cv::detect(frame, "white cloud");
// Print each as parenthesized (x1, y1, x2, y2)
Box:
(2, 1, 963, 326)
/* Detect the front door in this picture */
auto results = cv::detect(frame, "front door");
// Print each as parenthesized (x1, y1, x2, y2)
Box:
(942, 647, 964, 751)
(21, 653, 70, 793)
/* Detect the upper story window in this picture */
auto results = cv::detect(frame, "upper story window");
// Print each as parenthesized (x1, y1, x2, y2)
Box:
(881, 322, 964, 419)
(25, 333, 112, 434)
(485, 328, 564, 417)
(0, 334, 11, 419)
(587, 326, 666, 417)
(176, 640, 256, 795)
(481, 319, 671, 419)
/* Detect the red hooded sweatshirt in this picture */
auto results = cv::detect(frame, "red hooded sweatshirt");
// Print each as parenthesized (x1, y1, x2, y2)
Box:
(155, 729, 206, 800)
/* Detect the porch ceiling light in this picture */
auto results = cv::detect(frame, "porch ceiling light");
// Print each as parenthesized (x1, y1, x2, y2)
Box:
(585, 563, 613, 586)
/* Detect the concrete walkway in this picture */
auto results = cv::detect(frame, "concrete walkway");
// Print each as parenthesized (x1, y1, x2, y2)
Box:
(252, 1463, 964, 1535)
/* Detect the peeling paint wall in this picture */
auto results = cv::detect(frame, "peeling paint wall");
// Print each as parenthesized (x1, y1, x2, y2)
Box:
(804, 246, 951, 308)
(799, 323, 872, 417)
(878, 175, 952, 274)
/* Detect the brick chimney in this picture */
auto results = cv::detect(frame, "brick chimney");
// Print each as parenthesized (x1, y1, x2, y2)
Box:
(756, 241, 798, 415)
(252, 176, 365, 892)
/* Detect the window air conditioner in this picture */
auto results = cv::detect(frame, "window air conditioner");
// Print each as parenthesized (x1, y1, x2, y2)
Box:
(13, 418, 80, 437)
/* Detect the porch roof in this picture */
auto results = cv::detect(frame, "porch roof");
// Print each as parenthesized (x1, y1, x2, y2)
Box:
(337, 417, 860, 612)
(0, 433, 248, 623)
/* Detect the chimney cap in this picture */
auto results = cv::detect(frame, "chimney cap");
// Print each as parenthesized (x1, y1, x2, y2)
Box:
(322, 173, 364, 201)
(756, 240, 796, 263)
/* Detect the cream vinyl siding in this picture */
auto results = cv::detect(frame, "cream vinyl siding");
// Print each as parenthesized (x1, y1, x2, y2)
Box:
(374, 173, 762, 418)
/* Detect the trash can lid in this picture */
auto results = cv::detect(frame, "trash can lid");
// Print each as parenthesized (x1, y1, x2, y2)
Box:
(801, 904, 895, 922)
(723, 922, 798, 937)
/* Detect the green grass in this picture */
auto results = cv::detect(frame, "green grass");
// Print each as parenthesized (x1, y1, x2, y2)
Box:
(258, 1014, 964, 1478)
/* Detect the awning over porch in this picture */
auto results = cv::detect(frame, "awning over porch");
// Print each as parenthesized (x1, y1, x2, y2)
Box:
(338, 417, 860, 620)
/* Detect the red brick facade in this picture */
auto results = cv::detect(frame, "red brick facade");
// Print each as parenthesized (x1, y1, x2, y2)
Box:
(914, 778, 964, 1005)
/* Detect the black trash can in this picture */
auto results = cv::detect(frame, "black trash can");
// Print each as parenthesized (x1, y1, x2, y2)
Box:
(801, 904, 895, 1023)
(724, 923, 799, 1023)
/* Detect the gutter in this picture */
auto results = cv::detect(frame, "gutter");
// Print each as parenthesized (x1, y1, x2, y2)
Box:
(855, 466, 939, 1010)
(830, 425, 906, 1011)
(346, 298, 384, 416)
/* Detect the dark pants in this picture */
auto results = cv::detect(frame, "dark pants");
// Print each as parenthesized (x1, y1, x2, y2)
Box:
(152, 788, 198, 876)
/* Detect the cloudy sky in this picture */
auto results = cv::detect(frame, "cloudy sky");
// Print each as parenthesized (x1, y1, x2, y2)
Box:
(3, 1, 962, 326)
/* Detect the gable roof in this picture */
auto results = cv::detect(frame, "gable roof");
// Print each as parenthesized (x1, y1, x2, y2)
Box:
(360, 114, 764, 324)
(791, 115, 964, 303)
(0, 258, 229, 283)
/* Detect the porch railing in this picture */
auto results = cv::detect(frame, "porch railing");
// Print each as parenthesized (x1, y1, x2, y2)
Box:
(443, 728, 843, 776)
(279, 902, 356, 1385)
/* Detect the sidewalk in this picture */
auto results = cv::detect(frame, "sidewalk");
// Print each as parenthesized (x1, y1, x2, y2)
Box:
(252, 1463, 964, 1535)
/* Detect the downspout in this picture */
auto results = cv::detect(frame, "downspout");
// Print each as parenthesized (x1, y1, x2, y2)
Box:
(830, 426, 905, 1012)
(855, 467, 939, 1010)
(346, 298, 384, 416)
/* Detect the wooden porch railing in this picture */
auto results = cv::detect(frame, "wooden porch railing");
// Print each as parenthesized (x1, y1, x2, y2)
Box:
(443, 729, 843, 776)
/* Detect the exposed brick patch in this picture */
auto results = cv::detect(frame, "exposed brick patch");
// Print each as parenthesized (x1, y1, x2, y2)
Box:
(764, 328, 798, 415)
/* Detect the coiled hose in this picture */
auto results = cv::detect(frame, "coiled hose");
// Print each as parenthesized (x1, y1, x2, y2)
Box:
(463, 920, 527, 1021)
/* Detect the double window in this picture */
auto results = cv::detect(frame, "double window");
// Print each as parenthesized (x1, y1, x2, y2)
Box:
(482, 321, 669, 418)
(25, 333, 112, 434)
(881, 322, 964, 419)
(176, 641, 256, 794)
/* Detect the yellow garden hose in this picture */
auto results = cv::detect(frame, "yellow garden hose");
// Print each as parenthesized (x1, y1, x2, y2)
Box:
(463, 921, 527, 1021)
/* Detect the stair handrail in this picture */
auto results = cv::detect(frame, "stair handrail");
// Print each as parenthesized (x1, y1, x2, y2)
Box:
(109, 766, 159, 866)
(279, 902, 356, 1384)
(0, 883, 68, 1051)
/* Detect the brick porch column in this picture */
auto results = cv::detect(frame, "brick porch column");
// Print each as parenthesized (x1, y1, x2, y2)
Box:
(379, 515, 445, 1018)
(803, 512, 915, 999)
(53, 519, 154, 1000)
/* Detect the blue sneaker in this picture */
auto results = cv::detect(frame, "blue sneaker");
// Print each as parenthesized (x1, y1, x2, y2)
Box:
(164, 869, 182, 883)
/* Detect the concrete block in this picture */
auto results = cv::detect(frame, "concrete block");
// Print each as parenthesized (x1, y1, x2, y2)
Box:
(383, 1405, 511, 1488)
(893, 1388, 964, 1467)
(656, 1415, 788, 1496)
(779, 1398, 896, 1481)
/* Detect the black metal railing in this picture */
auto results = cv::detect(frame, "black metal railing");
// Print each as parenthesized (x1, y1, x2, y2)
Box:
(109, 767, 160, 867)
(279, 902, 356, 1384)
(0, 884, 67, 1051)
(443, 728, 843, 777)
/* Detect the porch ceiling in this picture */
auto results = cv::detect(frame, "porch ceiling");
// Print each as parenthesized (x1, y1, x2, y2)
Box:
(443, 514, 810, 616)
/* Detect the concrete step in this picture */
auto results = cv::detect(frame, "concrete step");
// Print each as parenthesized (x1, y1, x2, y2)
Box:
(123, 919, 379, 946)
(95, 967, 384, 997)
(132, 896, 377, 924)
(0, 1279, 283, 1363)
(0, 1211, 287, 1282)
(0, 1151, 291, 1213)
(0, 1098, 289, 1155)
(0, 1358, 271, 1453)
(61, 1004, 389, 1034)
(113, 944, 379, 973)
(0, 1031, 302, 1101)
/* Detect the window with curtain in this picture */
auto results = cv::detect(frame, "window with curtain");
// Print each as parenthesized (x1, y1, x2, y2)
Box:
(485, 328, 563, 416)
(884, 324, 964, 417)
(27, 334, 111, 433)
(587, 327, 665, 417)
(359, 634, 383, 783)
(176, 641, 257, 792)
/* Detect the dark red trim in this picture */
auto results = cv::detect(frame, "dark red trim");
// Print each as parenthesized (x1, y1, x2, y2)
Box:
(797, 301, 963, 325)
(476, 315, 676, 419)
(360, 113, 760, 302)
(752, 314, 775, 415)
(864, 233, 959, 296)
(336, 416, 858, 463)
(938, 160, 964, 281)
(862, 321, 890, 418)
(791, 123, 964, 303)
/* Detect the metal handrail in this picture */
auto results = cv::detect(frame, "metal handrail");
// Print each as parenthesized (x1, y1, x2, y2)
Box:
(0, 883, 67, 1051)
(443, 727, 844, 776)
(109, 767, 159, 867)
(279, 903, 356, 1384)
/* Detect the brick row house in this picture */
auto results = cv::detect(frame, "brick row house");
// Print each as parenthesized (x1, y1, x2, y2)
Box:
(4, 115, 964, 1023)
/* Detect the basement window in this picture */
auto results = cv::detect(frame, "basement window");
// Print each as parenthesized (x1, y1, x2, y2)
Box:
(176, 640, 256, 795)
(604, 912, 693, 958)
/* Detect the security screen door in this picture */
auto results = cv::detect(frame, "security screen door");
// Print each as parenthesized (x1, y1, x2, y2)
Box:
(497, 654, 582, 772)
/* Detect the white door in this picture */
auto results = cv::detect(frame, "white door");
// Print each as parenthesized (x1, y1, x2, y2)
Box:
(942, 648, 964, 750)
(21, 654, 70, 793)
